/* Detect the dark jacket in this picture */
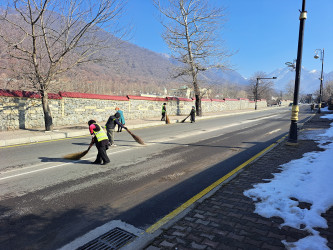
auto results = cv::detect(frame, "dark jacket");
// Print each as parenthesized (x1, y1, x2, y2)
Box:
(190, 109, 195, 117)
(105, 115, 124, 129)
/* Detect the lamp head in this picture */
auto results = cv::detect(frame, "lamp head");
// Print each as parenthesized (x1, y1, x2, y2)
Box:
(314, 54, 320, 59)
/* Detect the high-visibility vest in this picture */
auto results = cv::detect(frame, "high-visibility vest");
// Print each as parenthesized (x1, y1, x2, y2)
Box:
(93, 123, 108, 142)
(162, 105, 166, 113)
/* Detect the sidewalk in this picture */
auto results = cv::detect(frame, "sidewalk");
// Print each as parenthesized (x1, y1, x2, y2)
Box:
(138, 112, 333, 250)
(0, 108, 266, 147)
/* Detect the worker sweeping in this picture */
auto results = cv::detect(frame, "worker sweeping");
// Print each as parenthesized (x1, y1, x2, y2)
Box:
(105, 112, 126, 146)
(161, 103, 167, 121)
(115, 107, 125, 132)
(88, 119, 110, 165)
(190, 106, 196, 123)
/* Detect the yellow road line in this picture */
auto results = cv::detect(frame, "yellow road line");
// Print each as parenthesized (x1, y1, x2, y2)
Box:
(146, 138, 284, 234)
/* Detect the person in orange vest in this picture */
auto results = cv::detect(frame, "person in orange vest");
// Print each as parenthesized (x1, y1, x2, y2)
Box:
(88, 120, 110, 165)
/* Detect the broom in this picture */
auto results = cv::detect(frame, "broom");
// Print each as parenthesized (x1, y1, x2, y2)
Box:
(181, 114, 190, 123)
(166, 114, 170, 124)
(125, 128, 145, 145)
(64, 143, 93, 160)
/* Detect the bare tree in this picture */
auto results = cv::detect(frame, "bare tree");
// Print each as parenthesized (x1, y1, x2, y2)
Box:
(248, 72, 274, 109)
(0, 0, 127, 130)
(153, 0, 230, 116)
(323, 79, 333, 102)
(284, 80, 295, 100)
(210, 81, 247, 99)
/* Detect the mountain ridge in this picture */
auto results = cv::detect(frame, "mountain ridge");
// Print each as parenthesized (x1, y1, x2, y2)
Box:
(1, 9, 332, 97)
(269, 67, 333, 94)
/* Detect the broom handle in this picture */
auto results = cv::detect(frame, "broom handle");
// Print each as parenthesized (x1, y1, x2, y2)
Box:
(182, 114, 190, 122)
(125, 127, 132, 136)
(88, 139, 94, 151)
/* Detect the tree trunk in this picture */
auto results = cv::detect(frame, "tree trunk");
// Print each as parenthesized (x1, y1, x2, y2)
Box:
(41, 91, 53, 131)
(193, 79, 202, 116)
(195, 94, 202, 116)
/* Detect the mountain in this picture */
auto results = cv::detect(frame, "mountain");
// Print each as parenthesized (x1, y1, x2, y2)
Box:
(269, 67, 333, 94)
(326, 71, 333, 81)
(0, 8, 250, 95)
(201, 68, 248, 85)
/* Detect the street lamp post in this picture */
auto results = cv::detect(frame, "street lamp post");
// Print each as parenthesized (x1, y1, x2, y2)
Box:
(285, 59, 296, 71)
(314, 48, 324, 113)
(255, 77, 277, 110)
(288, 0, 307, 144)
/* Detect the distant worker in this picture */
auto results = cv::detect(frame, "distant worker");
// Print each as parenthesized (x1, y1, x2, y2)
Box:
(311, 103, 315, 112)
(115, 107, 125, 132)
(105, 112, 126, 146)
(190, 106, 196, 123)
(161, 103, 167, 121)
(88, 120, 110, 165)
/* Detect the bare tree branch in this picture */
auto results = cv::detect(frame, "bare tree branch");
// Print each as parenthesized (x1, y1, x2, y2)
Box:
(154, 0, 231, 116)
(0, 0, 128, 130)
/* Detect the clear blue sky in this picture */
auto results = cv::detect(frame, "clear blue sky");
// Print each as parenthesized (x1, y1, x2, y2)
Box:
(122, 0, 333, 79)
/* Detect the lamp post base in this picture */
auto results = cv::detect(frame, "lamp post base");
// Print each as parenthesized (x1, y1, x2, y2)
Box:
(288, 120, 298, 143)
(286, 141, 299, 146)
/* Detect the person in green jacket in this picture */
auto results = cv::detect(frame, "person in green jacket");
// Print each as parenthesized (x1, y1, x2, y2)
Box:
(161, 103, 167, 121)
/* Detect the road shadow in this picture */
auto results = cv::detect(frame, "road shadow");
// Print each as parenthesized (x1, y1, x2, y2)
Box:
(0, 203, 121, 250)
(39, 156, 71, 163)
(39, 157, 92, 165)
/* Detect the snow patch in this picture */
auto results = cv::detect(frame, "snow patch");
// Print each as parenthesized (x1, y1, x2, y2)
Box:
(244, 111, 333, 250)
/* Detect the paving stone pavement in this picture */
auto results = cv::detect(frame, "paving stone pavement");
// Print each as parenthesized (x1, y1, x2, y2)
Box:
(144, 113, 333, 250)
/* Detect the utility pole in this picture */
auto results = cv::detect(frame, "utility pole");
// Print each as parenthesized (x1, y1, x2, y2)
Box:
(288, 0, 307, 144)
(314, 48, 325, 113)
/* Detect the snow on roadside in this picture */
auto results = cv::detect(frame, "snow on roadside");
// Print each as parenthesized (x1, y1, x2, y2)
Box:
(244, 108, 333, 250)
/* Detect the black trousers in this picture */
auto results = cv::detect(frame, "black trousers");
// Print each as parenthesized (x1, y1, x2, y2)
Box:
(95, 145, 110, 163)
(117, 124, 123, 132)
(190, 114, 195, 122)
(161, 113, 166, 121)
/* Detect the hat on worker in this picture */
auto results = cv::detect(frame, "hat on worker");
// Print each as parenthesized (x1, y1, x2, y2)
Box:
(88, 120, 96, 125)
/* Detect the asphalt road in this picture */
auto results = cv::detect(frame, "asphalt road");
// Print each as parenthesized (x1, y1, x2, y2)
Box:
(0, 106, 312, 249)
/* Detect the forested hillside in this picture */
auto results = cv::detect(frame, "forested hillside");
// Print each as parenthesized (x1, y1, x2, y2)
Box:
(0, 9, 246, 98)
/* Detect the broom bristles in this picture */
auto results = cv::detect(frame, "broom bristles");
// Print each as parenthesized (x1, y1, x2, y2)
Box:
(166, 115, 170, 124)
(181, 115, 190, 123)
(126, 128, 145, 145)
(64, 149, 89, 160)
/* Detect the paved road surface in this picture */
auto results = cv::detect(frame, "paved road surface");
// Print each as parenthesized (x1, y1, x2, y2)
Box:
(0, 106, 312, 249)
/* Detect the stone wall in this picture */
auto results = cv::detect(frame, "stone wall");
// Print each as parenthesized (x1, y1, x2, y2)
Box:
(0, 89, 282, 131)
